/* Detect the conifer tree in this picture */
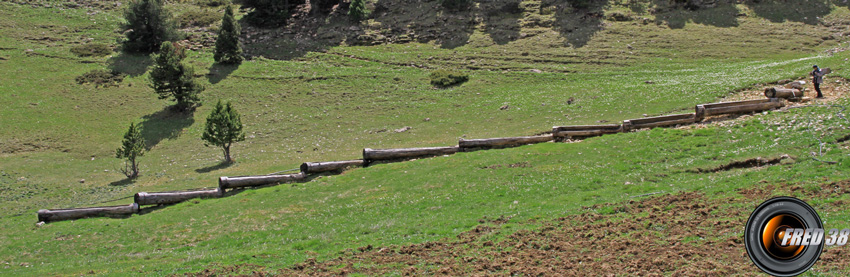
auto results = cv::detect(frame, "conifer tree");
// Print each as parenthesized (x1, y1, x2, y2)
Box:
(122, 0, 179, 53)
(149, 42, 204, 112)
(348, 0, 368, 21)
(202, 100, 245, 163)
(214, 5, 243, 64)
(116, 122, 145, 178)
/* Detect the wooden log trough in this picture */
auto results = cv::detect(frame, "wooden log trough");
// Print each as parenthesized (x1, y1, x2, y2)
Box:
(219, 173, 306, 191)
(363, 146, 459, 163)
(134, 188, 223, 206)
(623, 113, 696, 132)
(764, 87, 803, 99)
(695, 98, 783, 121)
(300, 160, 365, 174)
(552, 124, 622, 139)
(38, 203, 139, 222)
(459, 135, 553, 150)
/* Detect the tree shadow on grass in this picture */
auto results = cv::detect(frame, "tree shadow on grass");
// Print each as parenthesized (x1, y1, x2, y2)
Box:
(195, 161, 234, 173)
(108, 177, 136, 187)
(652, 1, 740, 29)
(139, 108, 195, 151)
(747, 0, 831, 25)
(138, 204, 169, 215)
(107, 52, 152, 77)
(481, 0, 523, 45)
(542, 0, 610, 48)
(207, 63, 239, 85)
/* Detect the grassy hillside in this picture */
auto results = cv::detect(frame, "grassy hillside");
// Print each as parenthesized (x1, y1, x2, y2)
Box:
(1, 0, 850, 275)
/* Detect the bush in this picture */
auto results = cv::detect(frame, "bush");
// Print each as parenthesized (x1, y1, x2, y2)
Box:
(430, 69, 469, 87)
(70, 43, 112, 57)
(176, 9, 221, 28)
(439, 0, 472, 11)
(76, 69, 126, 88)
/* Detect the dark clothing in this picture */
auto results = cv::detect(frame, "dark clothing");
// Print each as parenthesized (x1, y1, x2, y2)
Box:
(812, 68, 824, 98)
(812, 69, 824, 84)
(815, 82, 823, 98)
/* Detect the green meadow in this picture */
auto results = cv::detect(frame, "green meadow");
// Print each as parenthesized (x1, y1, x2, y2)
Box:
(1, 0, 849, 275)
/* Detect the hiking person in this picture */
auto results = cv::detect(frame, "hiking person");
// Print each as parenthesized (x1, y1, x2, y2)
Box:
(811, 65, 824, 98)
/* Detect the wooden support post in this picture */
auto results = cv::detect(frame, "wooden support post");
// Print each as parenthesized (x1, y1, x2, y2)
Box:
(219, 173, 306, 191)
(363, 146, 459, 162)
(134, 189, 223, 206)
(300, 160, 365, 174)
(37, 203, 139, 223)
(459, 135, 553, 150)
(695, 105, 706, 122)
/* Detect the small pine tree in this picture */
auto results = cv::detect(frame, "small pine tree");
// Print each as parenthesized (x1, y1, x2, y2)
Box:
(202, 100, 245, 163)
(214, 5, 243, 64)
(116, 122, 145, 178)
(149, 42, 204, 112)
(122, 0, 179, 53)
(348, 0, 368, 21)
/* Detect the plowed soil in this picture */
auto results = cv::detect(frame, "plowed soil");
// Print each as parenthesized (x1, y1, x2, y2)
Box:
(187, 180, 850, 276)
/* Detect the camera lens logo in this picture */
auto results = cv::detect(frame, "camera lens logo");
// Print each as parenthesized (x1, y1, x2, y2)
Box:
(745, 197, 824, 276)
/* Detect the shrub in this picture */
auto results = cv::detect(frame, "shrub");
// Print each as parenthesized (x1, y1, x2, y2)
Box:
(176, 9, 221, 28)
(122, 0, 180, 53)
(439, 0, 472, 11)
(75, 69, 126, 88)
(430, 69, 469, 87)
(70, 43, 112, 57)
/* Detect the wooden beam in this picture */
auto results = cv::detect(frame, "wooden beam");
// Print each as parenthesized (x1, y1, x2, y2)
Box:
(134, 189, 223, 206)
(363, 146, 459, 162)
(219, 173, 307, 190)
(300, 160, 365, 174)
(624, 113, 696, 131)
(764, 87, 803, 99)
(459, 135, 553, 149)
(552, 124, 622, 139)
(37, 203, 139, 223)
(704, 101, 784, 116)
(701, 99, 771, 109)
